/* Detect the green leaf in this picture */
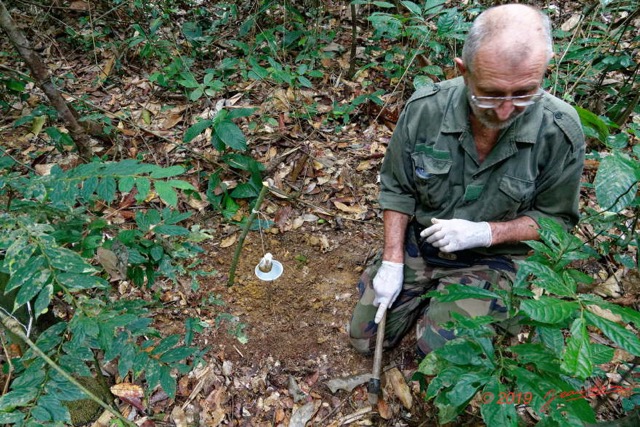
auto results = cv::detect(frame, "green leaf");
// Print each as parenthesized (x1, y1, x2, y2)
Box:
(437, 339, 486, 366)
(135, 177, 151, 202)
(167, 179, 196, 190)
(150, 165, 185, 179)
(442, 370, 491, 407)
(183, 119, 213, 143)
(519, 297, 578, 323)
(6, 255, 47, 292)
(96, 176, 117, 203)
(34, 284, 53, 317)
(575, 106, 609, 143)
(427, 284, 500, 302)
(585, 311, 640, 356)
(57, 273, 109, 291)
(537, 325, 565, 357)
(590, 343, 614, 365)
(480, 376, 519, 427)
(44, 247, 96, 273)
(159, 346, 194, 363)
(159, 365, 176, 398)
(15, 268, 50, 309)
(581, 296, 640, 326)
(230, 182, 259, 198)
(36, 394, 71, 423)
(80, 176, 99, 199)
(517, 260, 575, 296)
(214, 120, 247, 150)
(0, 389, 38, 410)
(5, 236, 36, 275)
(118, 176, 135, 193)
(402, 1, 423, 16)
(594, 152, 638, 212)
(153, 225, 189, 236)
(155, 181, 178, 206)
(561, 318, 593, 379)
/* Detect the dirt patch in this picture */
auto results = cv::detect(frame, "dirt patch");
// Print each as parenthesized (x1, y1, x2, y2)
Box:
(174, 217, 436, 425)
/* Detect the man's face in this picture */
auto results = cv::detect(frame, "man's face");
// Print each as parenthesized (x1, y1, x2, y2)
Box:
(459, 49, 547, 129)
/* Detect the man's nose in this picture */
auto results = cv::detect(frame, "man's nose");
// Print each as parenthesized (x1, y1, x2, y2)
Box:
(494, 100, 516, 120)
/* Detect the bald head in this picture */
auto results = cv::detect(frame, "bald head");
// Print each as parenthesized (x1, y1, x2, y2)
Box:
(462, 4, 553, 75)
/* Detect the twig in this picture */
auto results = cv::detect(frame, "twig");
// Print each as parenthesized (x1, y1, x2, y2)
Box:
(227, 182, 270, 286)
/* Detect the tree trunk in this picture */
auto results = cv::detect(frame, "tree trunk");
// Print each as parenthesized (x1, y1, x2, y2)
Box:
(0, 0, 93, 161)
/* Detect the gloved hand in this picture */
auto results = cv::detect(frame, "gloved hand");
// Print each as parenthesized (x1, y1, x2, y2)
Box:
(420, 218, 492, 253)
(372, 261, 404, 323)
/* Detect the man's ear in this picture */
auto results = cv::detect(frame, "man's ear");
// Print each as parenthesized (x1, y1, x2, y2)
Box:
(454, 57, 467, 81)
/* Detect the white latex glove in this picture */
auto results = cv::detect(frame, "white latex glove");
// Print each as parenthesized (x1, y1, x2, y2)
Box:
(372, 261, 404, 324)
(420, 218, 492, 253)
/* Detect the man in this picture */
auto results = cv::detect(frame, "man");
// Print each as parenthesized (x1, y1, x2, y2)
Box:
(349, 4, 585, 357)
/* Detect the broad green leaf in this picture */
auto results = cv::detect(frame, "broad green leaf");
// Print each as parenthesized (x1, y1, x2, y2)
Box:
(594, 152, 638, 212)
(14, 268, 50, 309)
(416, 351, 441, 376)
(44, 247, 96, 273)
(585, 311, 640, 356)
(167, 179, 196, 190)
(96, 176, 117, 203)
(159, 346, 194, 363)
(0, 389, 38, 410)
(33, 284, 53, 317)
(118, 176, 135, 193)
(402, 1, 423, 16)
(80, 176, 99, 199)
(155, 181, 178, 206)
(427, 284, 500, 302)
(591, 343, 614, 365)
(135, 177, 151, 202)
(36, 394, 71, 423)
(59, 355, 93, 377)
(561, 318, 593, 379)
(214, 120, 247, 150)
(437, 340, 485, 366)
(426, 365, 466, 399)
(581, 295, 640, 326)
(151, 334, 181, 355)
(153, 225, 189, 236)
(519, 297, 578, 323)
(57, 273, 109, 291)
(537, 325, 565, 357)
(150, 165, 185, 179)
(32, 323, 67, 354)
(442, 370, 491, 407)
(6, 255, 47, 292)
(230, 182, 259, 198)
(159, 364, 177, 398)
(226, 108, 257, 120)
(183, 119, 213, 143)
(575, 106, 609, 143)
(480, 376, 519, 427)
(5, 236, 36, 274)
(517, 261, 575, 296)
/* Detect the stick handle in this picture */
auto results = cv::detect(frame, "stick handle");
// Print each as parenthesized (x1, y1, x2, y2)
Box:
(372, 311, 386, 380)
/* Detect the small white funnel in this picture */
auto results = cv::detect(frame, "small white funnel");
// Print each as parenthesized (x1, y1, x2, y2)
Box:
(254, 253, 283, 281)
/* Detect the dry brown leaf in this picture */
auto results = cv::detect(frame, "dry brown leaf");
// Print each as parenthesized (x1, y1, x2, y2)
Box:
(171, 406, 188, 427)
(356, 160, 374, 171)
(386, 367, 412, 410)
(162, 112, 184, 130)
(35, 164, 54, 176)
(377, 397, 392, 419)
(220, 234, 237, 248)
(586, 305, 623, 323)
(110, 383, 144, 399)
(333, 201, 366, 214)
(98, 56, 115, 86)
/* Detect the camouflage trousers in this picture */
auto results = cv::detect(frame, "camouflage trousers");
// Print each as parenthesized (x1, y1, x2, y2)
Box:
(349, 222, 520, 357)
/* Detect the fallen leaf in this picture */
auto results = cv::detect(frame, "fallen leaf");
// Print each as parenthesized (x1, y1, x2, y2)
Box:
(586, 305, 622, 323)
(377, 397, 392, 419)
(289, 402, 318, 427)
(171, 406, 188, 427)
(110, 383, 144, 399)
(220, 234, 237, 248)
(386, 367, 412, 410)
(333, 200, 367, 214)
(325, 373, 371, 393)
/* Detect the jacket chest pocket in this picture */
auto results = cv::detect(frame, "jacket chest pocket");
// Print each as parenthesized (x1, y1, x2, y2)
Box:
(411, 153, 452, 209)
(483, 174, 535, 220)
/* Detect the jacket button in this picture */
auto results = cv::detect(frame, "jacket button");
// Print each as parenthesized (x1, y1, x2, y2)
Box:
(554, 112, 563, 119)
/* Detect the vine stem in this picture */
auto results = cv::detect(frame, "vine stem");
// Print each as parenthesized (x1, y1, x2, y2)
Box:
(228, 182, 270, 287)
(0, 311, 136, 427)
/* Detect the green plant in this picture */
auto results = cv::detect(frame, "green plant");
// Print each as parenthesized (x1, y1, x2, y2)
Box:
(0, 157, 214, 424)
(414, 218, 640, 426)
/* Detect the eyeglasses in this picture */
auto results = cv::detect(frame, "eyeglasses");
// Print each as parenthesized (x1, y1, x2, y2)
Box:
(470, 88, 544, 109)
